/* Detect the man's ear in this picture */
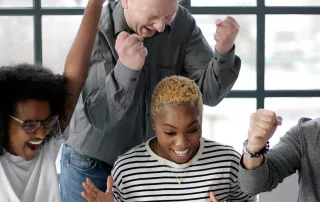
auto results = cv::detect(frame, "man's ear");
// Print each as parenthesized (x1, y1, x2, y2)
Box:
(122, 0, 129, 9)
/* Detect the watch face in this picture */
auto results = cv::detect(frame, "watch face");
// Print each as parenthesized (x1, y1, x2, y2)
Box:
(243, 141, 263, 158)
(243, 147, 251, 156)
(242, 148, 249, 157)
(242, 139, 249, 154)
(243, 139, 249, 147)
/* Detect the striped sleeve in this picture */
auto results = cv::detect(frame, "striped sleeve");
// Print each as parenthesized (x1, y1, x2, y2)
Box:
(111, 144, 147, 202)
(224, 147, 256, 202)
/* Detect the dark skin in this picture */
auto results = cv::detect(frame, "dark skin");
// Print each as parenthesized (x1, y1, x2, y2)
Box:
(8, 100, 51, 161)
(5, 0, 104, 161)
(150, 105, 202, 164)
(82, 104, 221, 202)
(60, 0, 105, 132)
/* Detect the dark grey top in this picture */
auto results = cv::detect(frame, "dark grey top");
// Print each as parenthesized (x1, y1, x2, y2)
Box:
(239, 117, 320, 202)
(66, 1, 241, 165)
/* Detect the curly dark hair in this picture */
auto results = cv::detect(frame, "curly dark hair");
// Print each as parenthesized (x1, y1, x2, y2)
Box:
(0, 63, 67, 156)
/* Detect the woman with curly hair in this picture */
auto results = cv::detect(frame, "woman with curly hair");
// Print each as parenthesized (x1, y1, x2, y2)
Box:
(0, 0, 105, 201)
(82, 76, 256, 202)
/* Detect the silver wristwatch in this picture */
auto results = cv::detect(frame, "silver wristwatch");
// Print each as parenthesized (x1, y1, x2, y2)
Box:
(242, 139, 269, 158)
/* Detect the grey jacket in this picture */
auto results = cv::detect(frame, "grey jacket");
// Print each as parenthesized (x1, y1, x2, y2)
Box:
(239, 117, 320, 202)
(66, 1, 241, 165)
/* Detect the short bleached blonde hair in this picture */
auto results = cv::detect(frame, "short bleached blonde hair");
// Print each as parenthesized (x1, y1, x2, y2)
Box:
(151, 76, 203, 121)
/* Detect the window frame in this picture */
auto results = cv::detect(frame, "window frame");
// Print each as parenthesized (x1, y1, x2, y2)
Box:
(0, 0, 319, 108)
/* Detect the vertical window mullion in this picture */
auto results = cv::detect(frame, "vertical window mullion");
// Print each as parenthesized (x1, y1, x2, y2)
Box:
(256, 0, 265, 109)
(34, 0, 42, 64)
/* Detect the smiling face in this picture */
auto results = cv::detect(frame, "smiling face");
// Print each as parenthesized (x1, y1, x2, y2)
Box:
(153, 105, 202, 164)
(8, 99, 52, 161)
(122, 0, 178, 38)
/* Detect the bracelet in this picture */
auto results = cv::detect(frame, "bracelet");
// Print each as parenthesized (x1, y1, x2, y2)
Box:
(243, 139, 269, 158)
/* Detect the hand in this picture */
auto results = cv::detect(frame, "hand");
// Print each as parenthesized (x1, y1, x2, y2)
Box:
(248, 109, 282, 153)
(209, 192, 219, 202)
(115, 31, 148, 71)
(81, 176, 114, 202)
(214, 16, 240, 54)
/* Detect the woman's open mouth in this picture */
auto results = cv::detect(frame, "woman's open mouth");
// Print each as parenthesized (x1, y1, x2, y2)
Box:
(27, 140, 43, 151)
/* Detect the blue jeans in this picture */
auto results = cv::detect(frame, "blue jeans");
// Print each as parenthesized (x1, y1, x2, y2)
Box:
(60, 144, 112, 202)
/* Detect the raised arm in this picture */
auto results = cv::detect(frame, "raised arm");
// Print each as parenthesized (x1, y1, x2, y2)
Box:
(59, 0, 105, 131)
(80, 31, 147, 131)
(239, 109, 301, 194)
(184, 14, 240, 106)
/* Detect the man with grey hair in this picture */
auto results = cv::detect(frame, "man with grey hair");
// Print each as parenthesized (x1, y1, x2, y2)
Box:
(60, 0, 241, 201)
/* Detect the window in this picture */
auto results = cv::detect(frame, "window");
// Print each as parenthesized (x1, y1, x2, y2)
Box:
(194, 14, 257, 90)
(265, 15, 320, 90)
(0, 0, 32, 7)
(1, 0, 319, 155)
(202, 99, 256, 152)
(191, 0, 256, 7)
(265, 98, 320, 146)
(265, 0, 320, 6)
(41, 0, 89, 7)
(188, 0, 320, 152)
(42, 16, 82, 73)
(0, 16, 33, 65)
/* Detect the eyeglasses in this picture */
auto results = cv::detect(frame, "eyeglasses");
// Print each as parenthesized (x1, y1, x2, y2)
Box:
(9, 115, 59, 134)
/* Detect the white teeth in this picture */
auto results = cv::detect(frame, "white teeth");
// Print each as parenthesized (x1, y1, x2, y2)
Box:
(28, 140, 43, 145)
(174, 149, 189, 156)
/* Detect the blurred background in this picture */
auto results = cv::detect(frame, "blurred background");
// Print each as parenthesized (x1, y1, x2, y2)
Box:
(1, 0, 320, 201)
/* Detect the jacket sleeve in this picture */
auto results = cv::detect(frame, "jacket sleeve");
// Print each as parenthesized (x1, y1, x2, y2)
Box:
(239, 119, 304, 195)
(183, 13, 241, 106)
(81, 30, 140, 131)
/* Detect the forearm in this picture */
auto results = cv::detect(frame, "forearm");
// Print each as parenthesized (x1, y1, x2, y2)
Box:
(199, 47, 241, 106)
(61, 0, 103, 131)
(240, 121, 302, 194)
(64, 0, 103, 80)
(104, 61, 140, 121)
(239, 152, 299, 194)
(239, 157, 272, 195)
(242, 155, 264, 170)
(83, 61, 139, 130)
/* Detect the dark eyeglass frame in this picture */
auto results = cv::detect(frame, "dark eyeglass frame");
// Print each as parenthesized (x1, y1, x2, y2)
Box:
(9, 115, 59, 134)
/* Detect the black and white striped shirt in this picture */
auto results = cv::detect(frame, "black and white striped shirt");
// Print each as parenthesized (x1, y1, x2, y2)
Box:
(112, 137, 254, 202)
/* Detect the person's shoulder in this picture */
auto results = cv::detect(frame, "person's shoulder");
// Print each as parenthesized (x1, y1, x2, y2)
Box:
(176, 5, 194, 20)
(203, 138, 238, 151)
(121, 142, 148, 158)
(296, 117, 320, 138)
(112, 142, 148, 168)
(171, 5, 195, 29)
(202, 138, 241, 158)
(297, 117, 320, 126)
(99, 2, 116, 31)
(176, 5, 192, 17)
